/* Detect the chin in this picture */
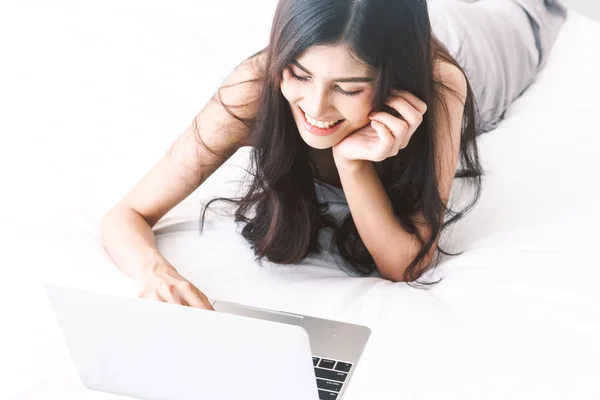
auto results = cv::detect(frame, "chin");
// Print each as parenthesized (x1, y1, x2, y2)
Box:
(300, 136, 335, 149)
(295, 119, 347, 150)
(297, 129, 346, 150)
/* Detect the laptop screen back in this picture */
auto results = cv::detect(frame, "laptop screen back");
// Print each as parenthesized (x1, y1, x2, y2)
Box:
(45, 284, 319, 400)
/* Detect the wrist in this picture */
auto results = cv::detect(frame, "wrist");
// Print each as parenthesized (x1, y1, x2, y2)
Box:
(334, 156, 370, 173)
(139, 250, 173, 281)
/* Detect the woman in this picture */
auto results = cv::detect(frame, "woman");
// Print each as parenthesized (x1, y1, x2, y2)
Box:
(101, 0, 567, 310)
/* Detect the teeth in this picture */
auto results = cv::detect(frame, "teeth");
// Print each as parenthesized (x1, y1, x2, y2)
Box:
(304, 111, 340, 129)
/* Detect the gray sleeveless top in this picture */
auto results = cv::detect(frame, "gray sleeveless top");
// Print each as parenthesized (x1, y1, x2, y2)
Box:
(428, 0, 567, 135)
(304, 180, 381, 277)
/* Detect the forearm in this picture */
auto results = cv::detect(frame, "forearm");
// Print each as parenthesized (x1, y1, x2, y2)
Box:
(336, 160, 422, 281)
(100, 206, 172, 282)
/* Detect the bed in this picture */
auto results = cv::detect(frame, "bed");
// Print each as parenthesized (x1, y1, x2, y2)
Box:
(3, 1, 600, 399)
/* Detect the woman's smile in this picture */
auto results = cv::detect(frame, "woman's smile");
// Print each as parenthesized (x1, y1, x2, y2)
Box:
(298, 105, 346, 136)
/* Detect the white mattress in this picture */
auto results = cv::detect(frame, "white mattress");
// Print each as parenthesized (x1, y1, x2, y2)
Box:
(2, 2, 600, 399)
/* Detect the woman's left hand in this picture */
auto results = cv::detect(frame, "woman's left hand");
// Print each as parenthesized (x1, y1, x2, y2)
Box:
(332, 89, 427, 169)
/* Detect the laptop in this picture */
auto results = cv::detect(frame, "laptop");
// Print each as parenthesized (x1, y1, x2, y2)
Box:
(44, 283, 371, 400)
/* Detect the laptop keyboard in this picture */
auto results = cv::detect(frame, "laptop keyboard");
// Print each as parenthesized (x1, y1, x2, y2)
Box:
(312, 356, 353, 399)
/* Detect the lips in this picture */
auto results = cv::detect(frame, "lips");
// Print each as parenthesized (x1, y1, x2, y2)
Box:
(298, 106, 345, 137)
(299, 106, 343, 127)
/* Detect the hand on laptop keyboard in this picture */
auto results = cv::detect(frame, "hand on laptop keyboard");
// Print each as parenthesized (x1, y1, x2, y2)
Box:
(137, 263, 214, 310)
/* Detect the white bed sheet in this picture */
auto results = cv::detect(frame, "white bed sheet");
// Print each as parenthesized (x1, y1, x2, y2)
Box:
(2, 2, 600, 399)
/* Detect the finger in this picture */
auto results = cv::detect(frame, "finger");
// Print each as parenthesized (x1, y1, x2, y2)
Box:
(174, 280, 208, 309)
(391, 89, 428, 114)
(158, 284, 187, 306)
(142, 289, 180, 306)
(369, 111, 409, 139)
(199, 292, 215, 311)
(194, 288, 215, 311)
(384, 95, 423, 129)
(138, 289, 160, 301)
(370, 114, 408, 153)
(369, 120, 396, 160)
(165, 291, 187, 306)
(181, 287, 214, 311)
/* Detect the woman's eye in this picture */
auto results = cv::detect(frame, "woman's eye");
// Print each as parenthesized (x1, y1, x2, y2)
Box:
(338, 87, 363, 97)
(289, 68, 363, 97)
(289, 69, 309, 82)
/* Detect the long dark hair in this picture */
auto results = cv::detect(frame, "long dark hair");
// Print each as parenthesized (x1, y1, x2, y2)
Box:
(199, 0, 483, 284)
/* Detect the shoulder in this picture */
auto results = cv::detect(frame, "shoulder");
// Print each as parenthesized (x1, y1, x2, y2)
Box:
(217, 50, 267, 109)
(429, 60, 466, 199)
(231, 50, 267, 88)
(430, 58, 468, 142)
(432, 59, 468, 104)
(216, 50, 267, 147)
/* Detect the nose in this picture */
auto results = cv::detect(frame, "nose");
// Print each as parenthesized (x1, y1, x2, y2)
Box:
(304, 85, 332, 119)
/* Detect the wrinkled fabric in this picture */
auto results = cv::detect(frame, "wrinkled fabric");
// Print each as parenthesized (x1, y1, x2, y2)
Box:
(428, 0, 568, 134)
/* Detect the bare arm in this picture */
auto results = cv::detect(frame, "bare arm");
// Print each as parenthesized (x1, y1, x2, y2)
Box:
(100, 51, 265, 306)
(336, 62, 466, 282)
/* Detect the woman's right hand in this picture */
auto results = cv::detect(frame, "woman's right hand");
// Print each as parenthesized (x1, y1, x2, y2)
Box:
(137, 263, 215, 311)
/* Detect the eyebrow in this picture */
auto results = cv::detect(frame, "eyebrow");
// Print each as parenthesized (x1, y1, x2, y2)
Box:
(292, 60, 375, 83)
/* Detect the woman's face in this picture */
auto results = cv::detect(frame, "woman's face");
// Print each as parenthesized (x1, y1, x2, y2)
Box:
(280, 44, 377, 149)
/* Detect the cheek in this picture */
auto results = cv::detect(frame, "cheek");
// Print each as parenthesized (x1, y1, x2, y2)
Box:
(344, 98, 374, 124)
(281, 84, 302, 107)
(341, 89, 374, 120)
(357, 100, 373, 116)
(279, 80, 290, 100)
(280, 73, 300, 101)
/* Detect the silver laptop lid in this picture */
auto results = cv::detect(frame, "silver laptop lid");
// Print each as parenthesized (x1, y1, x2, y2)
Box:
(212, 300, 371, 364)
(44, 284, 319, 400)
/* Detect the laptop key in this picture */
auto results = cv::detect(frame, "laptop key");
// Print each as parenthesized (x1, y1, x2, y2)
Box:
(313, 357, 320, 366)
(334, 362, 352, 372)
(318, 390, 339, 399)
(315, 367, 348, 382)
(317, 378, 342, 392)
(318, 359, 336, 369)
